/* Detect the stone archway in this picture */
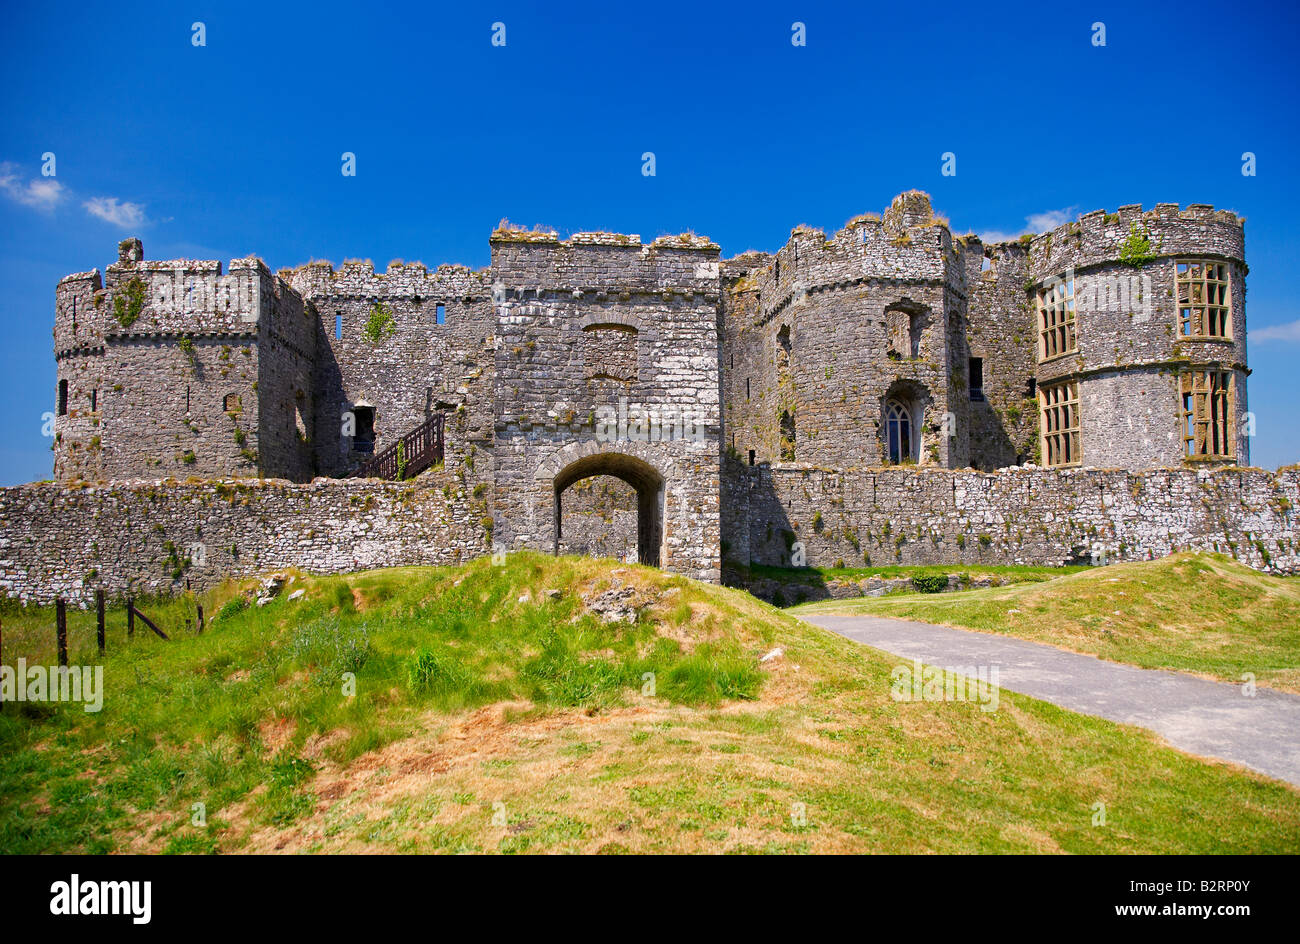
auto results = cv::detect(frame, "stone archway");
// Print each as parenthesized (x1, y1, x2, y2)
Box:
(551, 451, 665, 567)
(520, 438, 718, 581)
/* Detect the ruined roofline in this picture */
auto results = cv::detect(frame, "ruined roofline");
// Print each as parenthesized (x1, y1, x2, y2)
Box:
(279, 259, 489, 279)
(490, 219, 719, 251)
(949, 203, 1243, 253)
(1024, 201, 1245, 250)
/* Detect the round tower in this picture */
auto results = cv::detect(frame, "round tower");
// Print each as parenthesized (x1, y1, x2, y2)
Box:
(1026, 203, 1248, 470)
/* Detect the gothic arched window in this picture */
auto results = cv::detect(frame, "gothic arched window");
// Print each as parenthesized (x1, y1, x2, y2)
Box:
(885, 399, 912, 464)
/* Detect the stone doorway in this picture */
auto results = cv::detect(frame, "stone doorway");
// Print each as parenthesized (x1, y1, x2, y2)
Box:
(552, 452, 665, 567)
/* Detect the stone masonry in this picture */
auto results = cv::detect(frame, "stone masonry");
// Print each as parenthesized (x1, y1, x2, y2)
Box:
(8, 192, 1286, 605)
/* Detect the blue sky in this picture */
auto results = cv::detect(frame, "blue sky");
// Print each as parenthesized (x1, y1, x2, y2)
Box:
(1, 0, 1297, 483)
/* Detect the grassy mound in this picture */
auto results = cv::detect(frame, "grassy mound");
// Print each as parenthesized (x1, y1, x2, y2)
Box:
(795, 552, 1300, 693)
(1, 551, 1298, 854)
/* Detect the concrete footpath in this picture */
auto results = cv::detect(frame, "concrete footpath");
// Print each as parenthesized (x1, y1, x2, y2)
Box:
(801, 612, 1300, 787)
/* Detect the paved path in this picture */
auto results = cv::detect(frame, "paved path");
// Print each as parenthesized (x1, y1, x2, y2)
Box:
(801, 612, 1300, 787)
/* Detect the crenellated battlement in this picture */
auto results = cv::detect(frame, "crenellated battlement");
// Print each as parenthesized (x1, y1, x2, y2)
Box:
(1028, 202, 1246, 283)
(490, 226, 721, 297)
(748, 192, 960, 326)
(285, 257, 489, 303)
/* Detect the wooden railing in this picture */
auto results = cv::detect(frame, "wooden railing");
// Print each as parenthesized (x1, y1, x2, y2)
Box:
(349, 413, 445, 481)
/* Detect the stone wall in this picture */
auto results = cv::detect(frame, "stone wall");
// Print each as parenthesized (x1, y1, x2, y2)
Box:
(724, 463, 1298, 575)
(557, 475, 638, 561)
(488, 230, 723, 581)
(0, 470, 487, 606)
(287, 260, 495, 479)
(964, 239, 1037, 468)
(6, 461, 1292, 609)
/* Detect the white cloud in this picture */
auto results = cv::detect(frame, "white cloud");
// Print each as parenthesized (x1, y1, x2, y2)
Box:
(0, 161, 65, 211)
(980, 206, 1077, 244)
(977, 229, 1020, 244)
(1026, 208, 1076, 232)
(83, 196, 148, 228)
(1250, 319, 1300, 343)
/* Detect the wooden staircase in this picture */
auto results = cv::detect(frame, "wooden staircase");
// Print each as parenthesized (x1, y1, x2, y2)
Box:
(349, 413, 445, 481)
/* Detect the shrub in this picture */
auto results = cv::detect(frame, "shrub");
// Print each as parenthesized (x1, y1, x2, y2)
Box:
(911, 574, 948, 594)
(1119, 222, 1158, 268)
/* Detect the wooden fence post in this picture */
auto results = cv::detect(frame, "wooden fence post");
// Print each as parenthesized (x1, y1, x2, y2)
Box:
(55, 598, 68, 667)
(127, 598, 135, 639)
(96, 590, 106, 654)
(132, 606, 169, 641)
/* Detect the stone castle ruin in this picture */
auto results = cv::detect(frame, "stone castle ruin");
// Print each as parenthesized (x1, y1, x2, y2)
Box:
(6, 191, 1296, 603)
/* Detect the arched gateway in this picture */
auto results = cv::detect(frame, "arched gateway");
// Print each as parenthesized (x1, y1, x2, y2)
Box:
(551, 451, 664, 567)
(521, 438, 719, 575)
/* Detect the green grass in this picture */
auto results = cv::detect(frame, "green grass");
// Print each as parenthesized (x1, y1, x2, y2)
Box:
(1, 551, 1297, 854)
(745, 561, 1088, 587)
(794, 552, 1300, 693)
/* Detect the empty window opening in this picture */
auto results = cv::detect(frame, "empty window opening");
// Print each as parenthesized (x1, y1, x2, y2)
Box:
(57, 379, 68, 416)
(779, 409, 796, 461)
(980, 254, 993, 273)
(436, 303, 446, 325)
(90, 389, 98, 412)
(1182, 370, 1233, 457)
(352, 406, 376, 453)
(186, 385, 191, 414)
(1176, 261, 1230, 338)
(335, 314, 343, 340)
(1039, 380, 1080, 467)
(746, 378, 751, 400)
(969, 357, 984, 401)
(748, 449, 755, 466)
(1026, 378, 1036, 398)
(885, 304, 926, 359)
(224, 393, 242, 413)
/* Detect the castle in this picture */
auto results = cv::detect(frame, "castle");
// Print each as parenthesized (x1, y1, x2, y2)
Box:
(31, 190, 1276, 598)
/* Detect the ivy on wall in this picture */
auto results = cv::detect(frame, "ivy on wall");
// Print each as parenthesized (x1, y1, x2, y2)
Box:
(113, 278, 147, 328)
(363, 302, 397, 344)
